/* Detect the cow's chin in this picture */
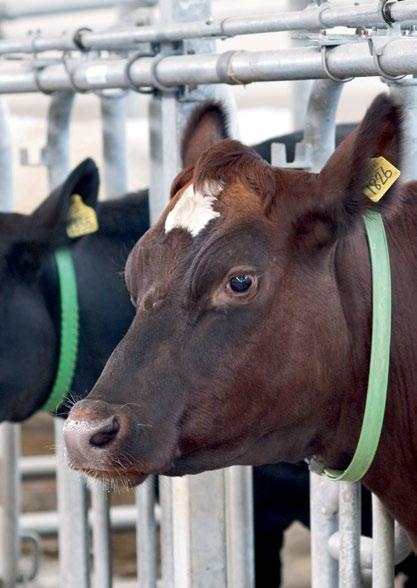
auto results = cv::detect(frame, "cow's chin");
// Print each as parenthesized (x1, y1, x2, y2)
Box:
(74, 466, 148, 490)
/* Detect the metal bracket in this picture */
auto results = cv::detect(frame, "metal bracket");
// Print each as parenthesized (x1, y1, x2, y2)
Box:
(368, 33, 406, 81)
(271, 141, 313, 170)
(379, 0, 396, 27)
(19, 146, 46, 168)
(18, 531, 42, 583)
(125, 44, 183, 94)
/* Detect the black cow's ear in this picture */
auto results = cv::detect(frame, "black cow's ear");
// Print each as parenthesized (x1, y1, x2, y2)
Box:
(318, 93, 402, 237)
(31, 158, 100, 248)
(181, 101, 230, 169)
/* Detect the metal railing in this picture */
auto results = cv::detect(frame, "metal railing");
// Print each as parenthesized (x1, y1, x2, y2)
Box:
(0, 1, 416, 587)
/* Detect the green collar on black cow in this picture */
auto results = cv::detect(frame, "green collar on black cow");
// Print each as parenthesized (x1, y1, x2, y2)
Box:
(38, 249, 79, 414)
(307, 210, 392, 483)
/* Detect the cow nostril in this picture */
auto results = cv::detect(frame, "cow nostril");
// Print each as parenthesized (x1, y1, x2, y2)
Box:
(89, 416, 121, 448)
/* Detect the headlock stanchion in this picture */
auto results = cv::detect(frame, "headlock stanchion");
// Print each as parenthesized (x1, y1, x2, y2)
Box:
(1, 1, 417, 586)
(47, 93, 91, 588)
(147, 3, 253, 586)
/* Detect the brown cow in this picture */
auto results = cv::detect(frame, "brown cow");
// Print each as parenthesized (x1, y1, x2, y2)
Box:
(64, 94, 417, 547)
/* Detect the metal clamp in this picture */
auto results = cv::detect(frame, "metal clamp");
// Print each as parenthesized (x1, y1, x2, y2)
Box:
(320, 45, 353, 83)
(368, 35, 406, 81)
(63, 52, 88, 93)
(125, 50, 180, 94)
(216, 50, 246, 85)
(379, 0, 396, 27)
(32, 62, 53, 95)
(73, 27, 92, 52)
(317, 1, 331, 28)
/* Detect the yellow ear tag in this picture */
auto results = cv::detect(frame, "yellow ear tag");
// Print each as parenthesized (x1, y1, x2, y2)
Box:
(363, 156, 401, 202)
(66, 194, 99, 238)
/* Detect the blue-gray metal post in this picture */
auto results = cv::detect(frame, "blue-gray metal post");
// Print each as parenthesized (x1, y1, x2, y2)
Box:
(46, 91, 90, 588)
(0, 96, 18, 588)
(150, 1, 254, 586)
(136, 477, 157, 588)
(300, 79, 345, 588)
(90, 86, 131, 588)
(0, 97, 13, 210)
(0, 424, 21, 588)
(100, 91, 129, 198)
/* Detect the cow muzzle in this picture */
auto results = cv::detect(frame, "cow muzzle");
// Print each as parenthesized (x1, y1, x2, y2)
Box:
(64, 398, 147, 486)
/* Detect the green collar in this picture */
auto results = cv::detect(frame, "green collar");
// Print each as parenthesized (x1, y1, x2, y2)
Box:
(322, 210, 392, 482)
(39, 249, 79, 414)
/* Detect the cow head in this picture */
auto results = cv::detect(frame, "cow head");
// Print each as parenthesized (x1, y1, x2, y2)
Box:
(65, 96, 402, 487)
(0, 159, 99, 421)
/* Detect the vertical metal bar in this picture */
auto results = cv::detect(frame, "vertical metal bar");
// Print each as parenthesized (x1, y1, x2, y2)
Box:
(0, 97, 13, 210)
(136, 477, 157, 588)
(287, 0, 313, 130)
(302, 79, 344, 172)
(218, 89, 254, 588)
(91, 482, 112, 588)
(90, 87, 131, 588)
(303, 79, 345, 588)
(310, 475, 339, 588)
(339, 482, 362, 588)
(225, 467, 254, 588)
(0, 96, 18, 588)
(150, 0, 253, 588)
(371, 78, 417, 587)
(100, 91, 129, 199)
(44, 91, 75, 190)
(45, 91, 90, 588)
(54, 420, 90, 587)
(372, 495, 394, 588)
(0, 424, 21, 588)
(389, 79, 417, 181)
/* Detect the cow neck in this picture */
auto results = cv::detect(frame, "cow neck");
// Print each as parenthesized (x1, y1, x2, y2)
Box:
(308, 210, 392, 483)
(38, 249, 79, 413)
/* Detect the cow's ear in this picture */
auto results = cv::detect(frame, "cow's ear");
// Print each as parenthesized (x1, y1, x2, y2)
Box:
(294, 94, 402, 251)
(170, 102, 230, 198)
(181, 101, 230, 168)
(32, 158, 99, 248)
(7, 159, 100, 278)
(319, 93, 402, 235)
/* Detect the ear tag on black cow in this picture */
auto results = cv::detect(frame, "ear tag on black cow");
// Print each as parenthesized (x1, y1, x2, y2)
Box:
(66, 194, 99, 238)
(363, 156, 401, 203)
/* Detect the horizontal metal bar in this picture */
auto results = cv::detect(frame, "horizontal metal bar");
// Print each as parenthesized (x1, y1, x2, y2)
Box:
(0, 1, 416, 55)
(0, 0, 155, 20)
(0, 38, 417, 94)
(20, 504, 161, 537)
(328, 521, 412, 570)
(20, 455, 56, 479)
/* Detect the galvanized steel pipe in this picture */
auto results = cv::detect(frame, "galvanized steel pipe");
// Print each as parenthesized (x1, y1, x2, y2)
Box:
(0, 1, 417, 55)
(0, 0, 155, 20)
(100, 92, 129, 198)
(0, 425, 21, 588)
(2, 39, 417, 96)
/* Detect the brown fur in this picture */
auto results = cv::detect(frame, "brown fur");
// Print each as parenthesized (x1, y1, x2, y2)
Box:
(66, 94, 417, 548)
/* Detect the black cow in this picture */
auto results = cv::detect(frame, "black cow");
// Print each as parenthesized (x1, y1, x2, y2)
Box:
(0, 158, 148, 421)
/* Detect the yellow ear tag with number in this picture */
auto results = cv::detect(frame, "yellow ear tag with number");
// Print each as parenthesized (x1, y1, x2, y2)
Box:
(66, 194, 99, 238)
(363, 156, 401, 202)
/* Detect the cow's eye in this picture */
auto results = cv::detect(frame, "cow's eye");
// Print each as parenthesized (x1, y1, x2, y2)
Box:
(213, 271, 258, 306)
(229, 275, 252, 293)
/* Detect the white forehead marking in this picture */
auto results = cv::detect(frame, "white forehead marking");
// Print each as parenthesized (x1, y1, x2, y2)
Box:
(165, 181, 222, 238)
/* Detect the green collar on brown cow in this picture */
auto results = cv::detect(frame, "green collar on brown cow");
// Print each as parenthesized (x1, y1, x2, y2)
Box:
(314, 210, 392, 483)
(39, 249, 79, 414)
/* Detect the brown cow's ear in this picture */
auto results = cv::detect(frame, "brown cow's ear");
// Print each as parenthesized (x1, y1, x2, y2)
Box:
(181, 101, 230, 168)
(318, 93, 402, 237)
